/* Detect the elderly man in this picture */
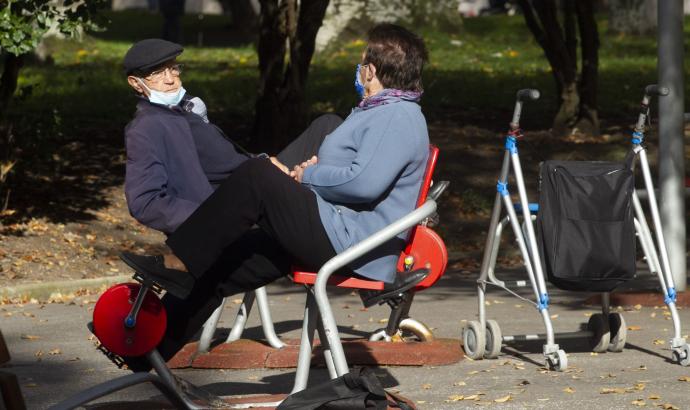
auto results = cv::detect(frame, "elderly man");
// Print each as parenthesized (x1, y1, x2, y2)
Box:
(115, 38, 341, 370)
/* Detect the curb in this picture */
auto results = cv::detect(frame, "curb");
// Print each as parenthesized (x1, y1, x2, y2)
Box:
(0, 275, 131, 301)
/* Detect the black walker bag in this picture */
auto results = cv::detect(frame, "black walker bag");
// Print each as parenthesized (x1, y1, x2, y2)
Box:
(536, 159, 636, 292)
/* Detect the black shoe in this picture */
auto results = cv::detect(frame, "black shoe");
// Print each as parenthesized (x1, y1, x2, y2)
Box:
(359, 268, 430, 308)
(120, 252, 195, 299)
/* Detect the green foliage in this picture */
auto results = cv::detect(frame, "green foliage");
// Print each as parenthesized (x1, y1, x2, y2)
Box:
(0, 0, 107, 56)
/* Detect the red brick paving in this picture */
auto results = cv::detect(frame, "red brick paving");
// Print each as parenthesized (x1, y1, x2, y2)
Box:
(169, 338, 463, 369)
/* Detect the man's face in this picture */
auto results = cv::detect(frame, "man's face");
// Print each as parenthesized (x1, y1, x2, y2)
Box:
(127, 58, 182, 96)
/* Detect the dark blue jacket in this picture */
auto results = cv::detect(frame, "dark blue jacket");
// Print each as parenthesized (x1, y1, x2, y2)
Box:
(124, 99, 246, 233)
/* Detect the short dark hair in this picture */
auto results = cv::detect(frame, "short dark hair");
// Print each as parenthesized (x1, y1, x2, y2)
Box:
(363, 24, 429, 92)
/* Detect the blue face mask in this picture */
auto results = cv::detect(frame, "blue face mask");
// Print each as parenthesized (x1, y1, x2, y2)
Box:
(138, 78, 186, 106)
(354, 64, 365, 99)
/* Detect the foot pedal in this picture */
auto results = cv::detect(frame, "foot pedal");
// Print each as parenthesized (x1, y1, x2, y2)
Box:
(97, 343, 126, 369)
(132, 272, 163, 295)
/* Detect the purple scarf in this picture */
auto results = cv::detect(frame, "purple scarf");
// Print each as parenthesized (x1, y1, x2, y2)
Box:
(357, 88, 422, 111)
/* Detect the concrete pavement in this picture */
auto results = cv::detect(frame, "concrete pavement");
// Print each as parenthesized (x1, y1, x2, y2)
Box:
(2, 269, 690, 409)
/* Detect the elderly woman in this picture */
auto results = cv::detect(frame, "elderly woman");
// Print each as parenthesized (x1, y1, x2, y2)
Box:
(121, 23, 429, 366)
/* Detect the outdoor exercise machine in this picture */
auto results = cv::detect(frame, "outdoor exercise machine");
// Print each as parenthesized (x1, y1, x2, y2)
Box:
(50, 145, 449, 409)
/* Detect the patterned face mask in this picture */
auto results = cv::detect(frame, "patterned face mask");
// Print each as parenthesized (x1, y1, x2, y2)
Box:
(354, 64, 366, 99)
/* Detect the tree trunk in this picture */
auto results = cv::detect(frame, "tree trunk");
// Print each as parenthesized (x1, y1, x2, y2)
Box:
(575, 0, 600, 136)
(0, 53, 24, 121)
(563, 0, 577, 65)
(253, 0, 329, 153)
(517, 0, 600, 137)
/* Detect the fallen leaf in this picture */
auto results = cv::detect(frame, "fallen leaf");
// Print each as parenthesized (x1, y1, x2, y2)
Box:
(678, 376, 690, 382)
(494, 395, 512, 403)
(563, 387, 575, 393)
(634, 304, 642, 310)
(454, 381, 467, 386)
(600, 387, 627, 394)
(422, 383, 432, 390)
(653, 339, 665, 345)
(517, 380, 530, 386)
(628, 325, 642, 331)
(21, 334, 40, 340)
(48, 348, 61, 355)
(659, 404, 679, 410)
(631, 399, 645, 406)
(648, 394, 661, 400)
(447, 395, 464, 402)
(550, 314, 559, 319)
(463, 394, 481, 401)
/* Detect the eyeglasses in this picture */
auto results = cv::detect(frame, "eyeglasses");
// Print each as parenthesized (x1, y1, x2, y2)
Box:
(144, 64, 184, 81)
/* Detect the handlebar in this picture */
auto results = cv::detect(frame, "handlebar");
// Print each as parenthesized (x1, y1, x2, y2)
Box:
(428, 180, 449, 201)
(511, 88, 540, 128)
(645, 84, 670, 98)
(516, 89, 540, 102)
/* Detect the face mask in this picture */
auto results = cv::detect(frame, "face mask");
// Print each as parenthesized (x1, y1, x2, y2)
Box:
(138, 78, 186, 106)
(354, 64, 365, 99)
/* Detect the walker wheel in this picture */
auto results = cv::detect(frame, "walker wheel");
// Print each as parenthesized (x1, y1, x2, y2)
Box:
(462, 320, 485, 360)
(607, 313, 627, 352)
(587, 313, 610, 353)
(484, 319, 502, 359)
(553, 349, 568, 371)
(673, 344, 690, 367)
(92, 283, 167, 357)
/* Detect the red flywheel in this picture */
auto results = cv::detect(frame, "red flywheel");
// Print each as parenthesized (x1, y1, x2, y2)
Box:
(92, 283, 167, 357)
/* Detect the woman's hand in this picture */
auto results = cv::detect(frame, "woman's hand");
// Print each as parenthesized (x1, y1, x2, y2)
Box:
(270, 156, 291, 175)
(292, 155, 317, 183)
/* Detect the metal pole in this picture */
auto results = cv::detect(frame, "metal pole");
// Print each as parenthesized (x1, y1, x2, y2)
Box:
(658, 0, 686, 291)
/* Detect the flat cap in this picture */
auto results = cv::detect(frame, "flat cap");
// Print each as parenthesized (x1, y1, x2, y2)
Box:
(123, 39, 183, 75)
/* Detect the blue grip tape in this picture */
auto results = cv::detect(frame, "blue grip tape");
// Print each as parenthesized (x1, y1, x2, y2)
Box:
(537, 293, 550, 311)
(665, 287, 677, 305)
(632, 131, 643, 145)
(497, 181, 509, 196)
(505, 136, 517, 154)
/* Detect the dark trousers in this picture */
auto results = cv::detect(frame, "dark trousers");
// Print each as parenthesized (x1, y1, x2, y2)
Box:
(149, 114, 343, 365)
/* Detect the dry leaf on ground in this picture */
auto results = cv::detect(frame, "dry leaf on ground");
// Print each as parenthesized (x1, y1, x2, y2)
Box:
(494, 395, 512, 403)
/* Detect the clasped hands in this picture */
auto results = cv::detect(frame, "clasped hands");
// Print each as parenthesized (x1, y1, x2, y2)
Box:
(270, 155, 318, 183)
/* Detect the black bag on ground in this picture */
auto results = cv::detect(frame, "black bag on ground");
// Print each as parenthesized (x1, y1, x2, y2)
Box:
(536, 159, 636, 292)
(277, 367, 412, 410)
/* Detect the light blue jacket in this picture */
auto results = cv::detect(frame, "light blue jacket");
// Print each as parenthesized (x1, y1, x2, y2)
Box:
(301, 101, 429, 282)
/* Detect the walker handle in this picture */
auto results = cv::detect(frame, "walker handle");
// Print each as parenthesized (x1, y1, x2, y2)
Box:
(516, 89, 540, 102)
(511, 89, 540, 128)
(645, 84, 669, 98)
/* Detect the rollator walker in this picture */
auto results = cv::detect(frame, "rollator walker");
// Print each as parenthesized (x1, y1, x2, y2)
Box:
(462, 86, 690, 371)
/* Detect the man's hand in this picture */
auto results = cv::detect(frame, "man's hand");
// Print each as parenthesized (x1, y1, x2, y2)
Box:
(293, 155, 317, 183)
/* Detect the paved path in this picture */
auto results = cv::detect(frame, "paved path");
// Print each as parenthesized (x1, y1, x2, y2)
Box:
(3, 270, 690, 409)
